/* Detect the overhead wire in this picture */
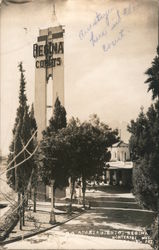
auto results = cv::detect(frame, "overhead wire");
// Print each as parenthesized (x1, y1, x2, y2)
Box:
(0, 144, 39, 177)
(0, 190, 15, 206)
(2, 166, 36, 219)
(7, 129, 37, 168)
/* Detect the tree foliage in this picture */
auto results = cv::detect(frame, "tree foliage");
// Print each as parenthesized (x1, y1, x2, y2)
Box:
(65, 116, 118, 206)
(128, 101, 159, 212)
(145, 46, 159, 100)
(39, 114, 119, 207)
(39, 97, 67, 189)
(29, 104, 38, 188)
(43, 97, 66, 136)
(128, 47, 159, 249)
(7, 63, 37, 194)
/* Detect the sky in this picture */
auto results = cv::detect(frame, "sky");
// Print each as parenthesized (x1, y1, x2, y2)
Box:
(0, 0, 158, 155)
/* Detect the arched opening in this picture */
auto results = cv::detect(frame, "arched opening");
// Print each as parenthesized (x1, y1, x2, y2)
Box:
(47, 75, 53, 126)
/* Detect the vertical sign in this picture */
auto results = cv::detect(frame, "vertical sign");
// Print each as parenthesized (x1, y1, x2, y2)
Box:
(33, 26, 65, 139)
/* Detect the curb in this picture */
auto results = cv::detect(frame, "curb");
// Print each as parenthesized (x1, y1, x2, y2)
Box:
(0, 210, 86, 246)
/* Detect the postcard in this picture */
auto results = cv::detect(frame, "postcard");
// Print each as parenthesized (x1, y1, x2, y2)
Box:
(0, 0, 158, 249)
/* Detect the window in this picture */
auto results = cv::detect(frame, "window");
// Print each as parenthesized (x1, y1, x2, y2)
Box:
(125, 152, 127, 161)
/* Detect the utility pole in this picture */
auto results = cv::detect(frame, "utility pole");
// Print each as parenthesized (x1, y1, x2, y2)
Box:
(14, 137, 22, 230)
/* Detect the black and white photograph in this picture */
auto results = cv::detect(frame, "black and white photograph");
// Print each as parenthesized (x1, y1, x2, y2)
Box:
(0, 0, 158, 249)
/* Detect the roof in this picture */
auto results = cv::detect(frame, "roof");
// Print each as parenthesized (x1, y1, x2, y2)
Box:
(112, 141, 129, 148)
(106, 161, 133, 170)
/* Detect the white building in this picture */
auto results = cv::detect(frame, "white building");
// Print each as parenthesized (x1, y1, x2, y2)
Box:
(106, 141, 133, 187)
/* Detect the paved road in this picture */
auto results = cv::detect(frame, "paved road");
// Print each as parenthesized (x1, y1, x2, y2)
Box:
(4, 186, 154, 249)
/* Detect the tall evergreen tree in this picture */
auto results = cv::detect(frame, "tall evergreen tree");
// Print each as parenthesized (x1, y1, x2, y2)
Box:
(29, 104, 38, 212)
(40, 97, 67, 223)
(7, 62, 35, 229)
(128, 102, 159, 249)
(128, 107, 150, 161)
(128, 102, 159, 210)
(43, 97, 66, 136)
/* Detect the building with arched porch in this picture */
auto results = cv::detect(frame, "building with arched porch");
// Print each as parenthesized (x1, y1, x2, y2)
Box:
(106, 141, 133, 187)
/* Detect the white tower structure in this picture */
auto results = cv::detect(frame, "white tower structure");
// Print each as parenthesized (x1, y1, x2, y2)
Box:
(34, 25, 64, 139)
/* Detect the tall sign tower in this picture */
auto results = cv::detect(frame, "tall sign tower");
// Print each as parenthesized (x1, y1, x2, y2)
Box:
(33, 25, 64, 139)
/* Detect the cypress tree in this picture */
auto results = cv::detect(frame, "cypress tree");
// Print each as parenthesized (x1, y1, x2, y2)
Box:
(40, 97, 67, 223)
(7, 62, 35, 229)
(43, 97, 66, 136)
(29, 104, 38, 212)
